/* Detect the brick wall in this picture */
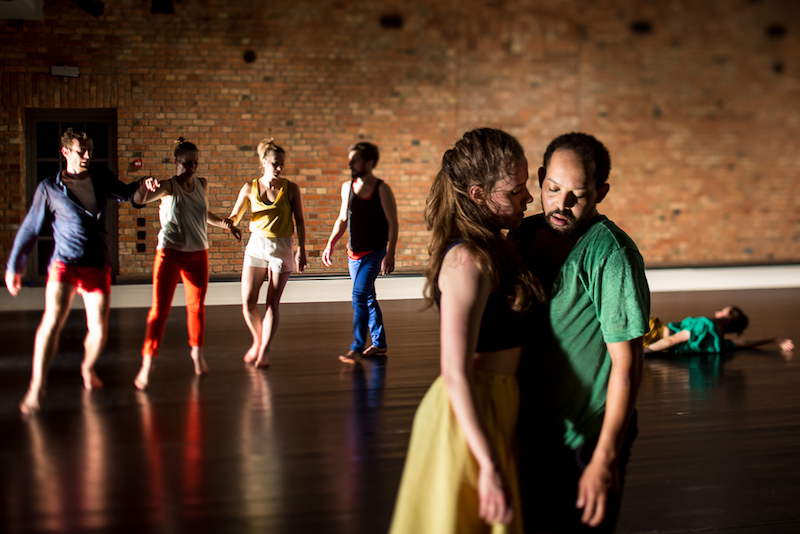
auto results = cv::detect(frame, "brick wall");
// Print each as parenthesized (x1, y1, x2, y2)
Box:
(1, 0, 799, 279)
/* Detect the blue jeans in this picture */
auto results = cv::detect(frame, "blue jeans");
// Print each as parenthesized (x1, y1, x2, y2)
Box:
(348, 248, 387, 352)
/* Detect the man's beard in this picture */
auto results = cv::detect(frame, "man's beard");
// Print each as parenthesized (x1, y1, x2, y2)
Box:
(543, 209, 579, 235)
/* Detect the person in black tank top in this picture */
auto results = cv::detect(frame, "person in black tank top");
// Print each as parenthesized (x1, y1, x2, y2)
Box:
(321, 142, 399, 363)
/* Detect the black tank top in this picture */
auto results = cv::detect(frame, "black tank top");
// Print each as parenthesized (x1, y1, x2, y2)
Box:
(475, 277, 525, 352)
(436, 242, 525, 353)
(348, 179, 389, 253)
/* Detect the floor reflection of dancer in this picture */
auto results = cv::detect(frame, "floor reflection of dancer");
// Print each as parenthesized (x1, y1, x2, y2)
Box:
(389, 128, 544, 533)
(21, 391, 110, 531)
(238, 367, 281, 520)
(133, 138, 241, 390)
(227, 139, 307, 368)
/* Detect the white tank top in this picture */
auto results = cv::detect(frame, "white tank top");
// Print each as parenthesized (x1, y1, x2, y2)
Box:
(157, 177, 209, 252)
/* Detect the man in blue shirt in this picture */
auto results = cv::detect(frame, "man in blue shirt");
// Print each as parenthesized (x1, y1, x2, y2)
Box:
(5, 128, 146, 415)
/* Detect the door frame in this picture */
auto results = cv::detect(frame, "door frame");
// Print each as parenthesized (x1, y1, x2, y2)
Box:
(24, 108, 119, 282)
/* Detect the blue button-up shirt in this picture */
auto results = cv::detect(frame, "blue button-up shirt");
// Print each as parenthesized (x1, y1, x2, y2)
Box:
(6, 169, 142, 274)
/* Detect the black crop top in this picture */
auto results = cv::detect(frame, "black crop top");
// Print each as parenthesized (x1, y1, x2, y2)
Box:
(474, 279, 525, 352)
(436, 242, 525, 353)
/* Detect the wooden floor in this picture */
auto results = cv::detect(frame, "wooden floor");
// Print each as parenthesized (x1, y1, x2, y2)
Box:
(0, 288, 798, 533)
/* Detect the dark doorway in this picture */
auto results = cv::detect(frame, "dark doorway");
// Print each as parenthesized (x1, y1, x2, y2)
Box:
(24, 109, 118, 283)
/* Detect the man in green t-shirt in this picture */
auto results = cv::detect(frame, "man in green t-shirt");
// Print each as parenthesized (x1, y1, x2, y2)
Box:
(514, 133, 650, 532)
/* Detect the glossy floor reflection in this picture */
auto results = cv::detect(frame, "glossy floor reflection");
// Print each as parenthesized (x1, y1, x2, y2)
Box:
(0, 290, 799, 533)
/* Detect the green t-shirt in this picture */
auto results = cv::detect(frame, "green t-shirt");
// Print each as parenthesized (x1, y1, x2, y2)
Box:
(668, 316, 735, 354)
(519, 215, 650, 449)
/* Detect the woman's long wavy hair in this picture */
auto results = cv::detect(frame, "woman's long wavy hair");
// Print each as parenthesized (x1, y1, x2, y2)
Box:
(423, 128, 545, 311)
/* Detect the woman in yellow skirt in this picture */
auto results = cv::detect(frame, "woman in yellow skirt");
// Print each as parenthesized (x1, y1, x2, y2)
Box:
(389, 128, 545, 533)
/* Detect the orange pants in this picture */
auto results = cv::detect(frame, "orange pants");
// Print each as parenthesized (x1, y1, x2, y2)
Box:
(142, 248, 208, 357)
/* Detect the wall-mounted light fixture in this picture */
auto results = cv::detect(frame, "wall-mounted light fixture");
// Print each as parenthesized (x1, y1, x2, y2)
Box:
(50, 65, 80, 78)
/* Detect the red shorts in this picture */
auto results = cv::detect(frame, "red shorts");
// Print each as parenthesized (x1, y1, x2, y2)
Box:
(48, 260, 111, 295)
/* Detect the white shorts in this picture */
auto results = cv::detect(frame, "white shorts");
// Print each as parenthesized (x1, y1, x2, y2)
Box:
(243, 234, 294, 273)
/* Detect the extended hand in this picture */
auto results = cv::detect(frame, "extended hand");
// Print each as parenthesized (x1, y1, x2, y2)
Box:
(322, 245, 333, 267)
(5, 271, 21, 297)
(142, 176, 160, 192)
(777, 337, 794, 352)
(576, 459, 615, 527)
(381, 253, 395, 275)
(295, 250, 307, 273)
(230, 225, 242, 243)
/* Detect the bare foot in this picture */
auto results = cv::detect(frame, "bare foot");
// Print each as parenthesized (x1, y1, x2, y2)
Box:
(193, 356, 209, 375)
(191, 347, 209, 376)
(135, 355, 153, 390)
(362, 345, 388, 357)
(339, 350, 360, 365)
(134, 367, 150, 391)
(81, 366, 103, 390)
(254, 351, 270, 368)
(19, 388, 42, 416)
(243, 345, 258, 364)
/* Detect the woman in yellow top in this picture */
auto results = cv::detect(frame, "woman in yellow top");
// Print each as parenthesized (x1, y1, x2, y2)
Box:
(228, 139, 307, 367)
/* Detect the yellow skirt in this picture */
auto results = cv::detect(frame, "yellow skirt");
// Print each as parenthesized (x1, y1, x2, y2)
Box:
(389, 372, 523, 534)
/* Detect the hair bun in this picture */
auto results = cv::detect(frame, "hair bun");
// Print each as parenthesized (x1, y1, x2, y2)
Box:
(175, 136, 185, 144)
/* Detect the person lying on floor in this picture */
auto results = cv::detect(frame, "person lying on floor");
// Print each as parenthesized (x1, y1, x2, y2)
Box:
(643, 305, 794, 355)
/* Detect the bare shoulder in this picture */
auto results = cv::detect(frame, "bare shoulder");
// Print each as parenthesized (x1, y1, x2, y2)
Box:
(287, 179, 301, 194)
(339, 180, 352, 202)
(441, 243, 481, 275)
(378, 179, 397, 206)
(439, 243, 487, 296)
(160, 177, 175, 194)
(286, 180, 303, 202)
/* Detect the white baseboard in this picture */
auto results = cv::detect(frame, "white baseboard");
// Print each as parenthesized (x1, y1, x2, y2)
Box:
(1, 266, 798, 312)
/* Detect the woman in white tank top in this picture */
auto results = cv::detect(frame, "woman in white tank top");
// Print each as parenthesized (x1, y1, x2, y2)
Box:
(132, 138, 242, 390)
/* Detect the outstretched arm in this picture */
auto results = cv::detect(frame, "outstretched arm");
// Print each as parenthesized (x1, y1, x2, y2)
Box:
(733, 336, 794, 352)
(201, 178, 241, 242)
(379, 182, 399, 275)
(133, 176, 172, 205)
(439, 245, 514, 526)
(207, 211, 242, 242)
(643, 329, 690, 353)
(322, 182, 350, 266)
(577, 338, 643, 527)
(227, 183, 252, 226)
(289, 181, 307, 272)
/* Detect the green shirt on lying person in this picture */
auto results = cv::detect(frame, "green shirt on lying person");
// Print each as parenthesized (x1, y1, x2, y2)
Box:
(667, 316, 736, 354)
